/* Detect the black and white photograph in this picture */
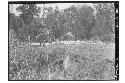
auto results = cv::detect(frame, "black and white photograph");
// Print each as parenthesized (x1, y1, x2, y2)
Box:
(8, 1, 118, 81)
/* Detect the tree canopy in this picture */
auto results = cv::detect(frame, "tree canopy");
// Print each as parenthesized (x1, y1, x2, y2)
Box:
(9, 3, 115, 43)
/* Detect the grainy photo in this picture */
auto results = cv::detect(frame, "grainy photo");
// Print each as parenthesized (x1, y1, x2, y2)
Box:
(8, 1, 119, 81)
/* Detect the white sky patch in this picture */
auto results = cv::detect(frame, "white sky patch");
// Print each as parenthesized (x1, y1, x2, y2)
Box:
(45, 3, 75, 10)
(9, 4, 22, 16)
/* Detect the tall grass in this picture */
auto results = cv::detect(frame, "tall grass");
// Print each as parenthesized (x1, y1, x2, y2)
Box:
(9, 39, 115, 80)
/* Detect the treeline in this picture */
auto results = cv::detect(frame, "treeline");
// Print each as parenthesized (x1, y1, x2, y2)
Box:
(9, 3, 115, 44)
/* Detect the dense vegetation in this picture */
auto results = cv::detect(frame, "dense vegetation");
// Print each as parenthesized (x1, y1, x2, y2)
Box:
(9, 3, 115, 80)
(9, 3, 115, 43)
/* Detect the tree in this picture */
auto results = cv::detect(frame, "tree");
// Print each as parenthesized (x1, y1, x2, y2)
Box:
(62, 5, 96, 40)
(17, 4, 40, 26)
(16, 4, 41, 42)
(92, 3, 115, 42)
(77, 5, 95, 40)
(41, 6, 63, 40)
(9, 13, 25, 40)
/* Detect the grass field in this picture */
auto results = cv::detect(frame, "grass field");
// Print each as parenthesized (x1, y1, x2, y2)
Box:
(9, 41, 115, 80)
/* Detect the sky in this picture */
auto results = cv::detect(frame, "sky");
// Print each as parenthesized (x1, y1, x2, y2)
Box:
(37, 3, 76, 10)
(9, 3, 97, 17)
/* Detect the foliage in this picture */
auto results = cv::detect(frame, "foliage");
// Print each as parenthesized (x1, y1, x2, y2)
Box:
(91, 3, 115, 42)
(16, 4, 40, 25)
(9, 3, 115, 43)
(12, 4, 41, 42)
